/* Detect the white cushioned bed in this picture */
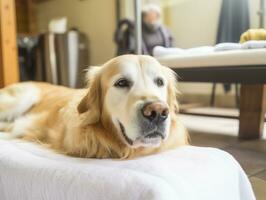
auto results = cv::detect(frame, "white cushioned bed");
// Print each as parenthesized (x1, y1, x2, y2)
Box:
(0, 139, 255, 200)
(156, 49, 266, 68)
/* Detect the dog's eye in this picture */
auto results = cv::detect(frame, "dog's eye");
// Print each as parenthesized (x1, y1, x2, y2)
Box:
(114, 78, 131, 88)
(154, 77, 164, 87)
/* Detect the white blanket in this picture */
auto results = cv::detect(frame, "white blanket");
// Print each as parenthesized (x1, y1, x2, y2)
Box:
(0, 139, 255, 200)
(156, 48, 266, 68)
(153, 40, 266, 58)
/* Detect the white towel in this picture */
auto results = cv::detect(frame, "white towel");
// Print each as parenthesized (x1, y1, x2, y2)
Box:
(214, 43, 242, 51)
(153, 46, 214, 57)
(153, 46, 185, 57)
(0, 139, 255, 200)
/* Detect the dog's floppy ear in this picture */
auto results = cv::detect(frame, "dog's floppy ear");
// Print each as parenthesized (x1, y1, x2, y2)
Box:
(164, 66, 180, 115)
(77, 66, 102, 124)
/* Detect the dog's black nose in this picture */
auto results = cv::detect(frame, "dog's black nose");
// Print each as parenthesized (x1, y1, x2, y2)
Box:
(142, 102, 169, 122)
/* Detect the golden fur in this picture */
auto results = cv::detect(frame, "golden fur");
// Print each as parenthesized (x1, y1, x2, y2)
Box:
(0, 55, 188, 159)
(240, 29, 266, 43)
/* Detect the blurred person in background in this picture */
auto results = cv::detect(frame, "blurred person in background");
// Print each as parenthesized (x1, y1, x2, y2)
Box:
(141, 4, 174, 55)
(115, 4, 174, 56)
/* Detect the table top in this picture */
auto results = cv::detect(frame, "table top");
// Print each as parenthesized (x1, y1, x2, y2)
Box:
(157, 49, 266, 84)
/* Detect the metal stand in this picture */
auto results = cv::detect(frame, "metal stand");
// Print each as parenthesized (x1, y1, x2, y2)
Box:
(134, 0, 142, 55)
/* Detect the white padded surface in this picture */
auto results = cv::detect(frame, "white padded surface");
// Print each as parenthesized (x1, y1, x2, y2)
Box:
(0, 139, 255, 200)
(157, 49, 266, 68)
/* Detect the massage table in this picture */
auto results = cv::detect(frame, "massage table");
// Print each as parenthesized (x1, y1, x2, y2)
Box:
(0, 139, 255, 200)
(157, 48, 266, 140)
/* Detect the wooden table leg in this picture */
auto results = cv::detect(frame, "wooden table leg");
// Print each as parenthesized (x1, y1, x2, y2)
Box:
(239, 84, 266, 140)
(0, 0, 19, 88)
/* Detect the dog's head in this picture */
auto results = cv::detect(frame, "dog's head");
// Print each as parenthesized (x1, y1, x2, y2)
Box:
(78, 55, 179, 148)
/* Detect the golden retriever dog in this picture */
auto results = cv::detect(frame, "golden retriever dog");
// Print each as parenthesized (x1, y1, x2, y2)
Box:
(0, 55, 188, 159)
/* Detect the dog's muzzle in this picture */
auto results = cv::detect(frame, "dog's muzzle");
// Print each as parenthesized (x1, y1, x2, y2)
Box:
(118, 101, 170, 147)
(136, 101, 169, 145)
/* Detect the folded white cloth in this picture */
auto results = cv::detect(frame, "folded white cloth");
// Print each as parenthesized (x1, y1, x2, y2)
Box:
(48, 17, 67, 34)
(242, 40, 266, 49)
(0, 139, 255, 200)
(154, 40, 266, 57)
(215, 41, 266, 51)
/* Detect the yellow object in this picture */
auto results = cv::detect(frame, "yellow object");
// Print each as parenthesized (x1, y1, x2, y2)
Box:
(240, 29, 266, 43)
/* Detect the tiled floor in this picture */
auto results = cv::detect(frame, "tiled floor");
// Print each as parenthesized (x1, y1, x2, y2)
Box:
(190, 131, 266, 200)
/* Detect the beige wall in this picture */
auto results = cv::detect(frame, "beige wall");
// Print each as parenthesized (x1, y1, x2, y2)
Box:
(167, 0, 263, 49)
(167, 0, 222, 48)
(36, 0, 116, 65)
